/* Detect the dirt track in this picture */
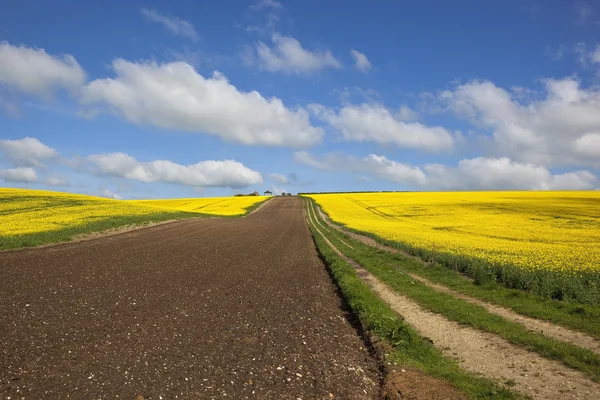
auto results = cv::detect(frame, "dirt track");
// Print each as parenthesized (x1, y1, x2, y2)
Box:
(0, 197, 380, 399)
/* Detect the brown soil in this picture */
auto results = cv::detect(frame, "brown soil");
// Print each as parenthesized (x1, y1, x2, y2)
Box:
(307, 205, 600, 400)
(0, 197, 379, 399)
(315, 204, 600, 356)
(382, 369, 467, 400)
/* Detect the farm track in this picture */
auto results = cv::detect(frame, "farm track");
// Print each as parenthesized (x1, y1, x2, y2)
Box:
(314, 205, 600, 356)
(0, 197, 380, 399)
(306, 202, 600, 400)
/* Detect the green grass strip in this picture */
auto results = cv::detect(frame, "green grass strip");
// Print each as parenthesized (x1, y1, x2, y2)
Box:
(305, 202, 523, 400)
(307, 200, 600, 382)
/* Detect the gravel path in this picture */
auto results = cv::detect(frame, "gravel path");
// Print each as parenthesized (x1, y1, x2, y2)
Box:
(0, 197, 380, 399)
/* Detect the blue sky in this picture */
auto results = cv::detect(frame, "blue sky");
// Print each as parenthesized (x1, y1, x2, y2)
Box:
(1, 0, 599, 199)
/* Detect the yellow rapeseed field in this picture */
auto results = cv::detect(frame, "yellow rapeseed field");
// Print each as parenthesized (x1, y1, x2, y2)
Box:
(0, 188, 267, 238)
(130, 196, 268, 216)
(0, 188, 182, 237)
(308, 191, 600, 274)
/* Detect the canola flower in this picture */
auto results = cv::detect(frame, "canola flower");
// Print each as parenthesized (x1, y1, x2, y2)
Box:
(0, 188, 266, 237)
(308, 191, 600, 274)
(130, 196, 268, 216)
(0, 188, 182, 237)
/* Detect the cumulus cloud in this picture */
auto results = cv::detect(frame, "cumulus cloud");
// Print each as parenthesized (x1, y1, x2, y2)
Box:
(397, 105, 419, 121)
(140, 9, 199, 41)
(441, 78, 600, 167)
(294, 151, 427, 186)
(572, 133, 600, 158)
(425, 158, 597, 190)
(0, 137, 263, 190)
(0, 167, 38, 183)
(268, 173, 289, 184)
(80, 59, 322, 148)
(249, 34, 341, 74)
(0, 42, 86, 97)
(87, 152, 263, 188)
(310, 103, 454, 152)
(269, 184, 286, 195)
(294, 152, 598, 190)
(0, 137, 58, 167)
(99, 189, 123, 200)
(349, 49, 372, 73)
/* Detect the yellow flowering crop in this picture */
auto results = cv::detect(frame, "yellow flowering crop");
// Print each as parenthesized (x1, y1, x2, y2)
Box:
(129, 196, 268, 216)
(0, 188, 181, 237)
(308, 191, 600, 274)
(0, 188, 267, 238)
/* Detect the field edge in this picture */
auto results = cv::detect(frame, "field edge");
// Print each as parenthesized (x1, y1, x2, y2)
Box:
(303, 198, 523, 400)
(0, 196, 272, 252)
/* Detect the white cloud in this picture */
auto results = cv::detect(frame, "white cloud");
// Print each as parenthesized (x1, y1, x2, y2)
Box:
(269, 184, 285, 195)
(99, 189, 123, 200)
(0, 42, 86, 97)
(293, 151, 330, 169)
(294, 151, 427, 186)
(349, 49, 372, 73)
(442, 78, 600, 167)
(0, 167, 38, 183)
(572, 133, 600, 158)
(268, 173, 289, 184)
(87, 152, 263, 188)
(397, 105, 419, 121)
(310, 103, 454, 152)
(0, 137, 58, 167)
(80, 59, 322, 148)
(140, 9, 199, 41)
(294, 152, 598, 190)
(573, 43, 600, 67)
(425, 157, 597, 190)
(251, 34, 341, 74)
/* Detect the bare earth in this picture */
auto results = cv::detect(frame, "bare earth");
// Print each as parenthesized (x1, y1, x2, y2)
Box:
(307, 202, 600, 400)
(0, 197, 380, 399)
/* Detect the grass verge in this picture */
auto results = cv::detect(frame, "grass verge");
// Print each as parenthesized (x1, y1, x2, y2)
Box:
(306, 200, 600, 382)
(313, 201, 600, 340)
(305, 201, 523, 399)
